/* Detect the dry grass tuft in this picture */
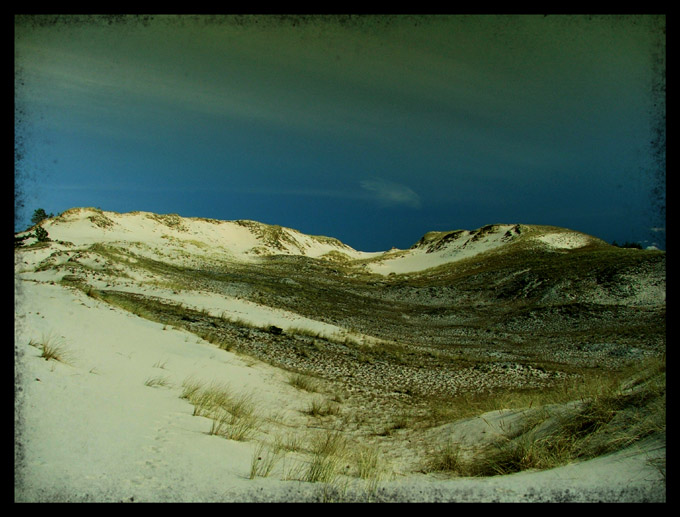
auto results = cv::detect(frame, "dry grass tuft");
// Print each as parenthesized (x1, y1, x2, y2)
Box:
(29, 333, 72, 364)
(144, 375, 172, 388)
(288, 373, 320, 392)
(180, 377, 260, 441)
(302, 430, 349, 484)
(306, 397, 341, 418)
(249, 442, 284, 479)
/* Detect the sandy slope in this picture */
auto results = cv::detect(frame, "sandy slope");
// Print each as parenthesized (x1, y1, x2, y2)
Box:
(14, 280, 315, 502)
(39, 208, 375, 263)
(14, 279, 665, 502)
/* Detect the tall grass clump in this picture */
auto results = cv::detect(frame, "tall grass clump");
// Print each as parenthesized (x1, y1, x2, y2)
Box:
(306, 397, 341, 417)
(426, 441, 466, 473)
(249, 442, 284, 479)
(284, 429, 349, 486)
(459, 433, 573, 477)
(273, 431, 304, 453)
(288, 373, 320, 393)
(210, 407, 259, 441)
(302, 430, 348, 484)
(180, 376, 204, 402)
(29, 333, 71, 364)
(352, 445, 392, 502)
(354, 445, 385, 480)
(180, 377, 259, 441)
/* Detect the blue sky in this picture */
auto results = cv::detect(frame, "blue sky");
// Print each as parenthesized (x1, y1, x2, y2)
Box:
(15, 14, 666, 251)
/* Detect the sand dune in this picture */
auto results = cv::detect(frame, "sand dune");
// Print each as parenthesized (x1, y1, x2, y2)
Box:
(14, 209, 665, 502)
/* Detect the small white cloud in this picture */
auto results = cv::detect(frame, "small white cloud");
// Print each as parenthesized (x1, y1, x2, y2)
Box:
(360, 178, 421, 208)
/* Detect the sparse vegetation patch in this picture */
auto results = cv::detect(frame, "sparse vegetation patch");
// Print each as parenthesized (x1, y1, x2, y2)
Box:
(424, 355, 665, 477)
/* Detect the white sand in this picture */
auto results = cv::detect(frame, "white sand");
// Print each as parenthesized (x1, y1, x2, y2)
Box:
(365, 225, 519, 275)
(536, 232, 591, 250)
(14, 280, 318, 502)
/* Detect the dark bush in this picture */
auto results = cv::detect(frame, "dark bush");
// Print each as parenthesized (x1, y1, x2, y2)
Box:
(612, 241, 642, 249)
(31, 208, 53, 225)
(35, 226, 50, 242)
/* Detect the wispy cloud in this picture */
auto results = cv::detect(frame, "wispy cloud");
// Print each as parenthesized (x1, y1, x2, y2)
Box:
(359, 178, 421, 208)
(15, 33, 397, 145)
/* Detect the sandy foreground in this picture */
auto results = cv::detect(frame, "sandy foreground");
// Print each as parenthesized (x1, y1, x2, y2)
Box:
(14, 276, 666, 503)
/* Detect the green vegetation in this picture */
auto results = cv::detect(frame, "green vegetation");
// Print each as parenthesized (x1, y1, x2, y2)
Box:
(14, 233, 31, 247)
(15, 209, 52, 246)
(353, 445, 386, 481)
(34, 226, 50, 242)
(424, 355, 666, 477)
(612, 240, 643, 249)
(31, 208, 53, 225)
(299, 430, 348, 484)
